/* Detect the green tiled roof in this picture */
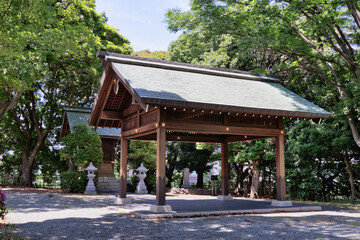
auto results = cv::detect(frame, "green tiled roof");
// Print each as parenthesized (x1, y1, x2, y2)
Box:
(104, 53, 330, 118)
(63, 106, 120, 137)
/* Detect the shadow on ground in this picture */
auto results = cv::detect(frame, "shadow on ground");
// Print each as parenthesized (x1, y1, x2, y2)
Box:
(3, 189, 360, 239)
(12, 212, 360, 240)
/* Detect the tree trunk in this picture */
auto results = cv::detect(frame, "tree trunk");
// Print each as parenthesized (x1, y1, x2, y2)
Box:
(196, 171, 204, 188)
(166, 164, 176, 187)
(344, 153, 360, 199)
(0, 91, 22, 119)
(19, 133, 48, 186)
(348, 117, 360, 148)
(20, 155, 33, 186)
(233, 162, 242, 194)
(250, 168, 260, 198)
(68, 159, 75, 171)
(247, 173, 252, 194)
(347, 1, 360, 29)
(21, 166, 32, 186)
(259, 169, 265, 197)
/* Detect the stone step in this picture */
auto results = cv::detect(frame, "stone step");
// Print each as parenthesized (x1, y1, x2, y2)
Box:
(96, 177, 121, 192)
(97, 186, 119, 192)
(97, 181, 119, 185)
(97, 177, 119, 183)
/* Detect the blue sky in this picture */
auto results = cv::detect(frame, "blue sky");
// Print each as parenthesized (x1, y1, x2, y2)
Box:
(95, 0, 190, 52)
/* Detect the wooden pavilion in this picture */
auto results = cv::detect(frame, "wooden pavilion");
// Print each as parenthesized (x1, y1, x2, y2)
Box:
(89, 51, 330, 212)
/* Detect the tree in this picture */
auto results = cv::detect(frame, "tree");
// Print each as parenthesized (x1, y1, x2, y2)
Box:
(166, 142, 181, 187)
(0, 0, 132, 117)
(128, 140, 157, 193)
(1, 0, 132, 186)
(60, 125, 103, 171)
(178, 143, 214, 188)
(169, 32, 284, 74)
(166, 0, 360, 149)
(166, 0, 360, 199)
(231, 140, 275, 198)
(0, 0, 49, 117)
(287, 119, 360, 200)
(132, 50, 169, 60)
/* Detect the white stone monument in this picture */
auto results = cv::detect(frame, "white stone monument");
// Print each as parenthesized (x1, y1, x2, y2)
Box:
(181, 168, 191, 189)
(84, 162, 97, 195)
(135, 163, 148, 194)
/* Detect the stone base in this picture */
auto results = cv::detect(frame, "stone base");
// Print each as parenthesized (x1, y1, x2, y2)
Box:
(217, 195, 234, 201)
(135, 190, 148, 194)
(271, 200, 293, 207)
(150, 205, 173, 213)
(84, 185, 96, 195)
(84, 190, 97, 195)
(114, 197, 132, 204)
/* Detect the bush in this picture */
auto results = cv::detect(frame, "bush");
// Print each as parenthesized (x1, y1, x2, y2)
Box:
(0, 191, 8, 220)
(60, 171, 87, 193)
(60, 125, 103, 170)
(127, 175, 139, 193)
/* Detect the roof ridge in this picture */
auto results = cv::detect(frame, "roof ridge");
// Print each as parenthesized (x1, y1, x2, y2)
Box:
(61, 105, 92, 113)
(97, 51, 280, 83)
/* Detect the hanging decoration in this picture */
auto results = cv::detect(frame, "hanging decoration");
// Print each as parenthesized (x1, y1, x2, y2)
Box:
(113, 78, 119, 94)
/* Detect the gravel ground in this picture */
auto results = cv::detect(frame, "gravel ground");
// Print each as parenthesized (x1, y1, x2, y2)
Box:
(2, 188, 360, 240)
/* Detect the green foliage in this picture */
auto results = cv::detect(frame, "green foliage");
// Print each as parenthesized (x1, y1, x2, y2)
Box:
(0, 0, 132, 116)
(166, 142, 181, 187)
(132, 50, 169, 60)
(178, 143, 214, 188)
(127, 175, 139, 193)
(0, 0, 132, 186)
(60, 125, 103, 169)
(286, 119, 359, 201)
(33, 142, 67, 188)
(166, 0, 360, 148)
(128, 140, 157, 193)
(59, 171, 87, 193)
(170, 172, 183, 188)
(166, 0, 360, 200)
(168, 32, 282, 73)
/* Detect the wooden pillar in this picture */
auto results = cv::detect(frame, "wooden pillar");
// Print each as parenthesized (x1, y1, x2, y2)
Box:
(156, 127, 166, 205)
(275, 132, 286, 201)
(119, 138, 128, 198)
(221, 141, 229, 196)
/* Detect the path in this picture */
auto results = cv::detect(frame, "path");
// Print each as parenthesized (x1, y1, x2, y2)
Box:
(3, 188, 360, 239)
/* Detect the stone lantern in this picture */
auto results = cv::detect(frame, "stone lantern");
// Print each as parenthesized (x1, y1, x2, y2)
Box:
(135, 163, 148, 194)
(84, 162, 98, 195)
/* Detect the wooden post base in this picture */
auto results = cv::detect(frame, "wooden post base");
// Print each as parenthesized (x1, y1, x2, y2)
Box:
(150, 205, 173, 213)
(114, 197, 132, 204)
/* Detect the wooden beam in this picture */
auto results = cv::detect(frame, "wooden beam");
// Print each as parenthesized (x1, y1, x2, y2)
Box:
(278, 117, 284, 129)
(225, 135, 268, 142)
(119, 138, 128, 198)
(166, 134, 223, 143)
(221, 141, 229, 196)
(121, 124, 157, 138)
(95, 67, 114, 127)
(156, 127, 166, 205)
(111, 62, 147, 111)
(275, 132, 286, 201)
(101, 110, 123, 120)
(166, 121, 281, 136)
(123, 103, 142, 117)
